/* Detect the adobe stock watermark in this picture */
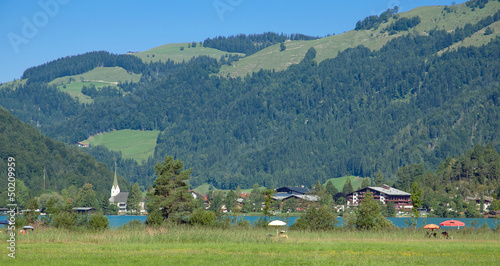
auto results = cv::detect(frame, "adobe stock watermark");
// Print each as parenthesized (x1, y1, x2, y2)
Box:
(7, 0, 70, 54)
(213, 0, 244, 21)
(6, 157, 16, 259)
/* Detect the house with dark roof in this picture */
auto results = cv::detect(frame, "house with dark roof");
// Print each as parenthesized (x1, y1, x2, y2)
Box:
(273, 187, 318, 212)
(72, 207, 96, 214)
(346, 184, 412, 210)
(276, 187, 310, 195)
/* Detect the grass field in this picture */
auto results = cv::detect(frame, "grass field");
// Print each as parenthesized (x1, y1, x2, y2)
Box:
(325, 176, 366, 191)
(1, 226, 499, 265)
(57, 81, 117, 104)
(49, 66, 141, 86)
(396, 1, 500, 33)
(47, 66, 141, 104)
(135, 43, 244, 64)
(192, 183, 215, 194)
(80, 129, 160, 164)
(439, 20, 500, 54)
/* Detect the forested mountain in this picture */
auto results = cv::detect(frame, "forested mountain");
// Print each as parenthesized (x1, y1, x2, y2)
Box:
(22, 51, 144, 84)
(0, 108, 128, 208)
(203, 32, 319, 55)
(0, 1, 499, 194)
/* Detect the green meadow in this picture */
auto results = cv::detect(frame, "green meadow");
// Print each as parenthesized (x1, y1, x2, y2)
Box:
(440, 20, 500, 54)
(325, 176, 365, 191)
(47, 66, 141, 104)
(49, 66, 141, 86)
(57, 81, 116, 104)
(81, 129, 160, 164)
(135, 43, 244, 63)
(1, 226, 499, 265)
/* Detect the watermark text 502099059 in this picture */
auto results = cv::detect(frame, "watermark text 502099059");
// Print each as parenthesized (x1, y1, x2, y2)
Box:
(7, 0, 70, 54)
(7, 157, 16, 259)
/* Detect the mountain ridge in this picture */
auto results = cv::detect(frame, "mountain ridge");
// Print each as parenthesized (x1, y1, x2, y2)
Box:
(0, 0, 499, 191)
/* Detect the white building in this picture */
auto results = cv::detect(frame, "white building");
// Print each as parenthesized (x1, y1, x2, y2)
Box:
(109, 163, 129, 213)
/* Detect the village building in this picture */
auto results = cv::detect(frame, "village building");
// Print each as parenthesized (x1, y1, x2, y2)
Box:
(109, 164, 129, 213)
(72, 207, 96, 214)
(273, 186, 319, 212)
(465, 196, 493, 212)
(276, 186, 310, 195)
(346, 184, 412, 210)
(77, 141, 90, 148)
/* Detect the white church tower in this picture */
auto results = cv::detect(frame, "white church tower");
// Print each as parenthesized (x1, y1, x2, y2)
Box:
(110, 161, 120, 198)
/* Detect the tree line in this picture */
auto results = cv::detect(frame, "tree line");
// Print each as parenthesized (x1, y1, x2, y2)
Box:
(21, 50, 188, 85)
(466, 0, 491, 10)
(202, 32, 319, 55)
(21, 51, 144, 84)
(384, 16, 421, 34)
(355, 7, 399, 31)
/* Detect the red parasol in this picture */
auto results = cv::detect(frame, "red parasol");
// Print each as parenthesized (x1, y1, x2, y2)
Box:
(439, 220, 465, 228)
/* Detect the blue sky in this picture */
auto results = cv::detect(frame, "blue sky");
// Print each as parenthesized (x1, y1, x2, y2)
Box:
(0, 0, 466, 83)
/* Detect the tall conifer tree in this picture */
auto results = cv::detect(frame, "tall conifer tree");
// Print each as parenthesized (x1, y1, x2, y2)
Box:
(147, 156, 196, 224)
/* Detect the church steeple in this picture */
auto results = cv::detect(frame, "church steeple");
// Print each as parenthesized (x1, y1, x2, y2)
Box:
(111, 161, 120, 197)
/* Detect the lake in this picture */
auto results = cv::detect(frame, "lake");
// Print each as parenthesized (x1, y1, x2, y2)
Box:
(232, 216, 498, 229)
(0, 214, 147, 229)
(1, 214, 498, 229)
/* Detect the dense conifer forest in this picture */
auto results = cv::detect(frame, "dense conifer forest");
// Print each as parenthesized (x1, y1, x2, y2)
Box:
(202, 32, 319, 55)
(1, 1, 499, 198)
(0, 108, 128, 208)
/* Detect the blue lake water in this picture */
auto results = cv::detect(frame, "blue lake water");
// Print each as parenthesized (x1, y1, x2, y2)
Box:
(1, 215, 497, 229)
(0, 214, 147, 229)
(232, 216, 498, 229)
(107, 215, 147, 227)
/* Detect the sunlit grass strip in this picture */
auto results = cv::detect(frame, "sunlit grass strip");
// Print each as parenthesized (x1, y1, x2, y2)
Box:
(1, 226, 498, 265)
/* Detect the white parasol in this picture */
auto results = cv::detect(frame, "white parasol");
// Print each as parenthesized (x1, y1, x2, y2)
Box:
(268, 220, 287, 237)
(268, 220, 287, 226)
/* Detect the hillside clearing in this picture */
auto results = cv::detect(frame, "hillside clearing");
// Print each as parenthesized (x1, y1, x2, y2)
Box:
(48, 66, 141, 86)
(439, 20, 500, 54)
(57, 81, 117, 104)
(325, 176, 366, 191)
(135, 42, 244, 63)
(80, 129, 160, 164)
